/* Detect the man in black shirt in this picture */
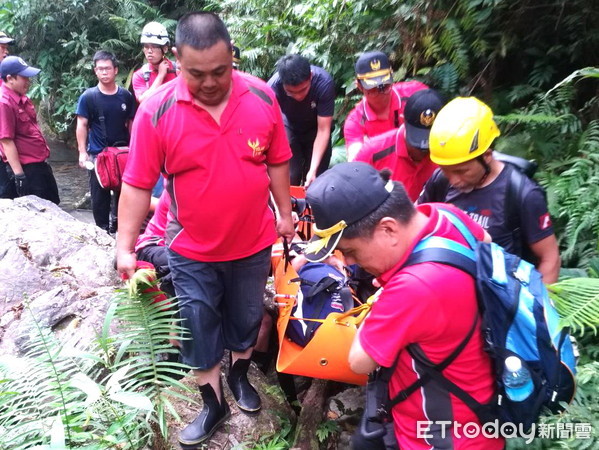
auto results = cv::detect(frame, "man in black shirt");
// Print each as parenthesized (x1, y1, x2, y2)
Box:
(268, 55, 335, 186)
(418, 97, 560, 283)
(76, 50, 135, 233)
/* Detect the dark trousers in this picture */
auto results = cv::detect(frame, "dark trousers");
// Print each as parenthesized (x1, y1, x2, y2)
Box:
(0, 159, 10, 198)
(88, 166, 118, 232)
(137, 245, 175, 298)
(287, 127, 332, 186)
(4, 161, 60, 205)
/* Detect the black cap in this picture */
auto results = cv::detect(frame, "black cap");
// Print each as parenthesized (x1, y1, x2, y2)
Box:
(355, 51, 392, 90)
(404, 89, 446, 150)
(304, 162, 394, 262)
(232, 45, 241, 66)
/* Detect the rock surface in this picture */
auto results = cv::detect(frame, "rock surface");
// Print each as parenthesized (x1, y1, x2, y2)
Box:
(0, 196, 119, 355)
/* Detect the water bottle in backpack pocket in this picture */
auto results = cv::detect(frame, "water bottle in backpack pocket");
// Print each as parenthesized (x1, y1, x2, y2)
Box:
(502, 356, 533, 401)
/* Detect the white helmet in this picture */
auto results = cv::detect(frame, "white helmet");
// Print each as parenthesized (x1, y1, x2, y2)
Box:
(140, 22, 169, 46)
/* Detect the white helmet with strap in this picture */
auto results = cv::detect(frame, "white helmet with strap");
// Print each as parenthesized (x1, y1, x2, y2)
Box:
(140, 22, 169, 46)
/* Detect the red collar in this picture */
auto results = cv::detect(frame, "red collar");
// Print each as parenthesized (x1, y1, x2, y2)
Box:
(1, 84, 28, 105)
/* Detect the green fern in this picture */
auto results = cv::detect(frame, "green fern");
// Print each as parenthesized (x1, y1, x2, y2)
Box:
(104, 271, 194, 439)
(548, 278, 599, 336)
(0, 312, 150, 449)
(0, 272, 194, 448)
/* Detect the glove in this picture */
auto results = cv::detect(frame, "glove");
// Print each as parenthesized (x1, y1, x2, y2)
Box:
(14, 173, 29, 197)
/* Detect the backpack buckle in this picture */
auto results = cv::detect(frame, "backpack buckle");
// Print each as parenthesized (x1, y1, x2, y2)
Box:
(375, 406, 390, 422)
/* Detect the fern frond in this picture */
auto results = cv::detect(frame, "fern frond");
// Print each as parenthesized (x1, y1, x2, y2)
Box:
(548, 278, 599, 336)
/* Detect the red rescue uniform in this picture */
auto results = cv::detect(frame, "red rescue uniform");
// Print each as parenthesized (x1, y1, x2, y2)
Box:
(359, 204, 504, 449)
(354, 126, 437, 201)
(131, 60, 178, 102)
(123, 71, 292, 262)
(0, 85, 50, 164)
(343, 81, 427, 149)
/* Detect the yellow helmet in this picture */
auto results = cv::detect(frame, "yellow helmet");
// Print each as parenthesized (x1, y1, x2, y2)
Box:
(429, 97, 500, 165)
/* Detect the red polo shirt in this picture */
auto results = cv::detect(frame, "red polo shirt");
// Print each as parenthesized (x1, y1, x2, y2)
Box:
(131, 60, 178, 101)
(354, 126, 437, 201)
(123, 71, 292, 262)
(343, 81, 427, 149)
(359, 203, 503, 449)
(0, 85, 50, 164)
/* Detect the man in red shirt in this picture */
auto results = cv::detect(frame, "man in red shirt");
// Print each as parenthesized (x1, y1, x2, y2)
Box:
(0, 31, 15, 198)
(354, 89, 445, 201)
(131, 21, 178, 103)
(304, 162, 503, 449)
(0, 31, 13, 85)
(116, 12, 294, 446)
(344, 51, 427, 161)
(0, 56, 59, 204)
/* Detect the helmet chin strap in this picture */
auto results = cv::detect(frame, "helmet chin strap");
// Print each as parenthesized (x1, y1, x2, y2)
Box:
(476, 155, 491, 187)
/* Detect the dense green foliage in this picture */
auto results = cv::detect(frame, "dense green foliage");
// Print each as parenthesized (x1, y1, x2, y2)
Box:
(0, 271, 191, 449)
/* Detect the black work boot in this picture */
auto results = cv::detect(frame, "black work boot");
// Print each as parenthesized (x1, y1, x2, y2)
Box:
(178, 382, 230, 447)
(227, 357, 261, 413)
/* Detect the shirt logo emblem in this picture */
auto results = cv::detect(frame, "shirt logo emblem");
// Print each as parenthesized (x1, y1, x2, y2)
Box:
(539, 213, 552, 230)
(121, 103, 127, 111)
(311, 101, 316, 109)
(370, 59, 381, 71)
(247, 139, 266, 157)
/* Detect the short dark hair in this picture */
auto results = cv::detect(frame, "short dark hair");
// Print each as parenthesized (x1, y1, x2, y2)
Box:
(276, 54, 311, 86)
(175, 11, 231, 54)
(343, 170, 416, 240)
(93, 50, 118, 68)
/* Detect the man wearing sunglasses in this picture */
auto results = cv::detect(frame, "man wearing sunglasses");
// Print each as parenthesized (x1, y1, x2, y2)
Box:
(344, 51, 427, 161)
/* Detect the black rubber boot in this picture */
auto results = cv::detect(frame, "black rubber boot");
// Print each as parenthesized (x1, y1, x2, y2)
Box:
(178, 382, 230, 447)
(227, 357, 261, 413)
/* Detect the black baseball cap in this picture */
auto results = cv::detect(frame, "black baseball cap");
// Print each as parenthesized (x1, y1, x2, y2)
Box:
(0, 32, 14, 45)
(304, 162, 394, 262)
(232, 45, 241, 65)
(404, 89, 446, 150)
(355, 51, 393, 90)
(0, 56, 40, 78)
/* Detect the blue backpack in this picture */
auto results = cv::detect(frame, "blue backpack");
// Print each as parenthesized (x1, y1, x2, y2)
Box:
(368, 208, 577, 435)
(287, 263, 354, 347)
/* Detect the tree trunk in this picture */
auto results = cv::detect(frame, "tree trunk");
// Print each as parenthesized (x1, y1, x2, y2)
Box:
(292, 379, 331, 450)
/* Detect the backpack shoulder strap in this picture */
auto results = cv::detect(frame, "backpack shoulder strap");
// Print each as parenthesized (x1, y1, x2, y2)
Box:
(505, 165, 527, 256)
(426, 168, 451, 203)
(379, 208, 481, 414)
(405, 207, 478, 276)
(88, 86, 108, 148)
(382, 314, 480, 414)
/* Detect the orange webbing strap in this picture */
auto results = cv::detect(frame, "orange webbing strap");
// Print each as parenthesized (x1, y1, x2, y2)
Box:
(332, 289, 381, 325)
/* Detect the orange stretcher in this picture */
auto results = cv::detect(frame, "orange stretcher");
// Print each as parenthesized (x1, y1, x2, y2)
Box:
(271, 185, 372, 385)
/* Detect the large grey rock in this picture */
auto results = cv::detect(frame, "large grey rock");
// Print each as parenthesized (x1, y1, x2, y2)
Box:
(0, 196, 119, 355)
